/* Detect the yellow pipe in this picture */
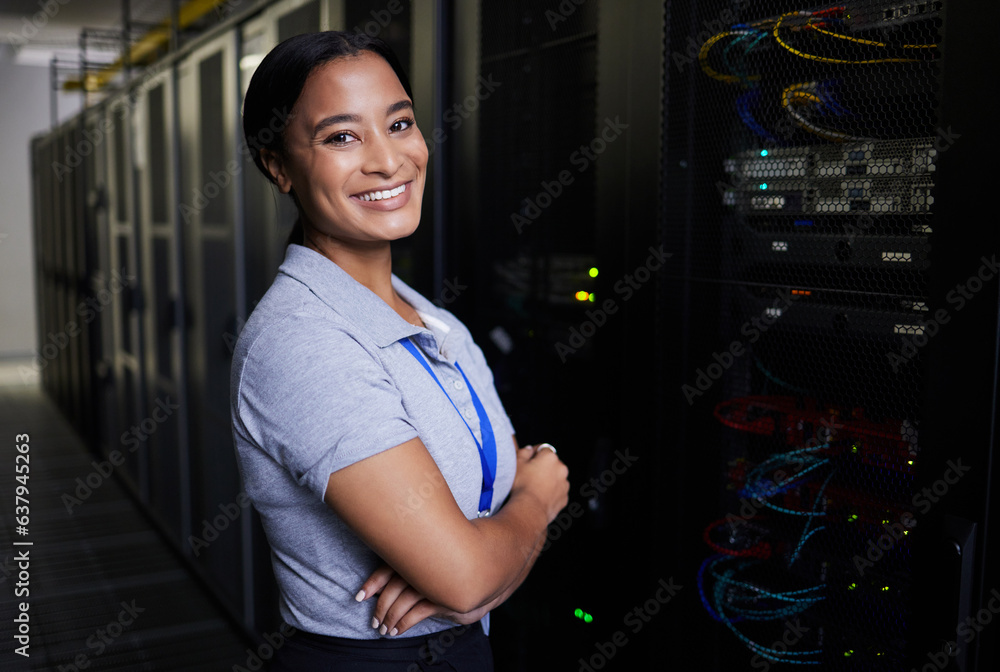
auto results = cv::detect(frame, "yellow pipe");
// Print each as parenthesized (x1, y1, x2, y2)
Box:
(64, 0, 231, 91)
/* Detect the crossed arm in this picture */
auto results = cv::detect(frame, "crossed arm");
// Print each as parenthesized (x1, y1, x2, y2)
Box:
(323, 434, 567, 635)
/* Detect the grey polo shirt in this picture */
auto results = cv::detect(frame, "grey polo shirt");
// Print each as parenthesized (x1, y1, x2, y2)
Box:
(230, 244, 516, 639)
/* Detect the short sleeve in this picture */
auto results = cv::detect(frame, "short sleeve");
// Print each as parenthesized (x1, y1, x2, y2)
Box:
(234, 313, 419, 500)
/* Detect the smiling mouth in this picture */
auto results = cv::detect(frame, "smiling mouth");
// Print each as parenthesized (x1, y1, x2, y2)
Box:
(355, 182, 408, 202)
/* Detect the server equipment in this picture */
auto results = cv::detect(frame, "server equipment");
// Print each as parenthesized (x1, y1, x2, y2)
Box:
(659, 1, 998, 670)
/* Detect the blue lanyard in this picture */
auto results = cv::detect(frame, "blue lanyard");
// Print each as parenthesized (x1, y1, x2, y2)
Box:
(400, 338, 497, 516)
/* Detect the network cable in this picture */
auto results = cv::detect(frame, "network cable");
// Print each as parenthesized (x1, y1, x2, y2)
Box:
(698, 3, 939, 141)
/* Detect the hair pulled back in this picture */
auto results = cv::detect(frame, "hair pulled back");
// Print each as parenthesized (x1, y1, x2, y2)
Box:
(241, 31, 413, 245)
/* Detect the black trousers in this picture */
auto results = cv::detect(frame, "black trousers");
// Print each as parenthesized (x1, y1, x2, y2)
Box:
(268, 622, 494, 672)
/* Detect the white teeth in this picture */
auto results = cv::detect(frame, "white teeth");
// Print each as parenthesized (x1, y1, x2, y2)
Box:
(360, 183, 406, 202)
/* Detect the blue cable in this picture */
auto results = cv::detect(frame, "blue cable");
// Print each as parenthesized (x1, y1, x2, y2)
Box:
(723, 32, 756, 79)
(754, 357, 813, 395)
(736, 90, 780, 143)
(788, 468, 837, 567)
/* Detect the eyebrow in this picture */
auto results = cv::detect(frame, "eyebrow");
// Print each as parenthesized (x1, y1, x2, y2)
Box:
(312, 100, 413, 137)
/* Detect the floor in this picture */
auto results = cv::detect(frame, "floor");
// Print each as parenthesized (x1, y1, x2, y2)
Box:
(0, 360, 253, 671)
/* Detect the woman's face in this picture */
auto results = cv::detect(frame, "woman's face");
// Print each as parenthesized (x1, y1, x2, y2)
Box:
(268, 52, 428, 247)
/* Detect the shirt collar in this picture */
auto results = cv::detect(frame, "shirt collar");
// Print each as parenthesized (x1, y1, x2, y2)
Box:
(277, 244, 460, 353)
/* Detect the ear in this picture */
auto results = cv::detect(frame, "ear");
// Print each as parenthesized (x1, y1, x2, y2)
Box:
(260, 148, 293, 194)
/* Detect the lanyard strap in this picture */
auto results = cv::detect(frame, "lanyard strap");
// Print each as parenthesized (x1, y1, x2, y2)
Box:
(400, 338, 497, 516)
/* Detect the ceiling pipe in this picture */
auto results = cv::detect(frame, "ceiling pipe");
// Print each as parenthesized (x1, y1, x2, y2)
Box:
(62, 0, 231, 92)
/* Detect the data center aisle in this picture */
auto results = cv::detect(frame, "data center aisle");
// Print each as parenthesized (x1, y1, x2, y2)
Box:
(0, 368, 251, 671)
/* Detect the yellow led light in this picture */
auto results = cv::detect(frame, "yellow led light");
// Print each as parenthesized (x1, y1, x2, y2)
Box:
(575, 291, 589, 301)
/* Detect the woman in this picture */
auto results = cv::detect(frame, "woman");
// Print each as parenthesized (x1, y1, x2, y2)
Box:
(232, 31, 570, 671)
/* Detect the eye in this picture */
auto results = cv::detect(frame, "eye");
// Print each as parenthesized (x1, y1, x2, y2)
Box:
(390, 117, 415, 133)
(324, 132, 357, 146)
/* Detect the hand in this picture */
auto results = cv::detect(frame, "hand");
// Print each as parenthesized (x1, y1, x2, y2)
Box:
(357, 563, 488, 637)
(511, 443, 570, 524)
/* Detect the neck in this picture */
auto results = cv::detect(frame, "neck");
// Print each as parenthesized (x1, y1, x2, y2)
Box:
(303, 226, 410, 315)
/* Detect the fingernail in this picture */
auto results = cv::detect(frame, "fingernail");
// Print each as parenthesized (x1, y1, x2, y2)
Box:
(379, 624, 388, 635)
(355, 590, 366, 602)
(372, 617, 379, 629)
(390, 628, 398, 637)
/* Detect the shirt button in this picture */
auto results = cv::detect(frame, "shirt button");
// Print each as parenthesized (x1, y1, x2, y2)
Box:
(464, 409, 475, 421)
(454, 380, 465, 390)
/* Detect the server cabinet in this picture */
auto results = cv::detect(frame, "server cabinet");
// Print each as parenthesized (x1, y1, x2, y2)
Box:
(81, 106, 120, 464)
(53, 127, 73, 415)
(658, 1, 999, 670)
(105, 95, 147, 496)
(239, 0, 331, 312)
(136, 70, 189, 545)
(177, 29, 246, 616)
(450, 2, 666, 669)
(58, 125, 79, 425)
(30, 135, 54, 394)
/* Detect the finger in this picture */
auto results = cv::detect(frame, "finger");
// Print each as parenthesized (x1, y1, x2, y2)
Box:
(392, 599, 442, 636)
(380, 586, 427, 635)
(373, 574, 411, 631)
(357, 562, 396, 602)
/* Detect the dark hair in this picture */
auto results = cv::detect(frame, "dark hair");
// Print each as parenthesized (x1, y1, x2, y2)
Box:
(241, 31, 414, 246)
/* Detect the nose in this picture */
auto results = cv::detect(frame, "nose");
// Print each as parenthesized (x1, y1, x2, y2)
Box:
(361, 129, 403, 177)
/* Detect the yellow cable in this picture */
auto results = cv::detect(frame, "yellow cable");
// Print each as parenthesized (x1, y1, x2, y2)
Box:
(773, 12, 921, 64)
(698, 31, 759, 84)
(805, 19, 937, 49)
(781, 82, 869, 142)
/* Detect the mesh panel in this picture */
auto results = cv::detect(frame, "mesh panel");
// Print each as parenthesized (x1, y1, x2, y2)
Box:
(665, 1, 943, 668)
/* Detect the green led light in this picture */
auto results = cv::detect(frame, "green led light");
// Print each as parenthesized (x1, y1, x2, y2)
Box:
(760, 150, 769, 157)
(584, 614, 593, 623)
(574, 608, 583, 618)
(575, 608, 593, 623)
(851, 444, 859, 453)
(848, 514, 858, 522)
(848, 582, 856, 590)
(844, 649, 853, 657)
(882, 585, 890, 592)
(760, 183, 768, 190)
(589, 267, 599, 278)
(589, 294, 595, 302)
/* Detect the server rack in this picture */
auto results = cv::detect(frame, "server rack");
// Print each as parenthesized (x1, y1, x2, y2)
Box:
(659, 1, 999, 670)
(81, 105, 118, 467)
(136, 67, 189, 550)
(105, 92, 147, 497)
(450, 1, 666, 669)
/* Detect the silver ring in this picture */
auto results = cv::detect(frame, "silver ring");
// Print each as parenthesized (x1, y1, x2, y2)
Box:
(537, 443, 557, 455)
